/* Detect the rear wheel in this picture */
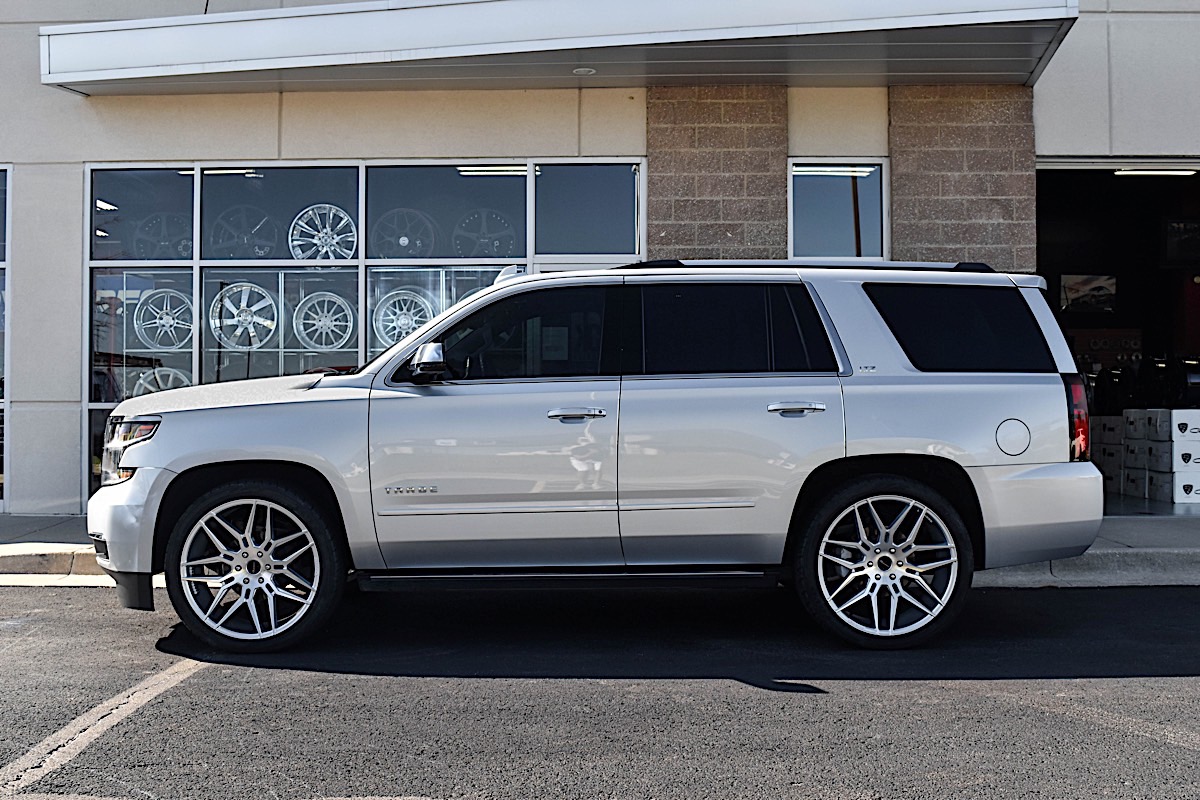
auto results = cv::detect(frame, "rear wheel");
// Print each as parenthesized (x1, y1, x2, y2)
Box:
(794, 475, 973, 649)
(165, 481, 345, 652)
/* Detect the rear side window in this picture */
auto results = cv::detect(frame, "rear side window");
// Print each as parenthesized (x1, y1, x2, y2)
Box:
(634, 282, 838, 375)
(864, 283, 1055, 373)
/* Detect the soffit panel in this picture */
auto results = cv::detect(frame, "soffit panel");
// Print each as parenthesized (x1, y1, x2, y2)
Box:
(40, 0, 1078, 95)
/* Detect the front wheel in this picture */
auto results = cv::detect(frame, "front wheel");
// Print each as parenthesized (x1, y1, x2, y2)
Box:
(794, 476, 973, 649)
(165, 482, 346, 652)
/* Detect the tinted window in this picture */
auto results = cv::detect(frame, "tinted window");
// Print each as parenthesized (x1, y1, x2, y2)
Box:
(865, 283, 1055, 372)
(636, 283, 837, 375)
(434, 285, 616, 380)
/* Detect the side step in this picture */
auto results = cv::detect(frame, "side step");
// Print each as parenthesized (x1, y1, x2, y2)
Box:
(356, 568, 780, 592)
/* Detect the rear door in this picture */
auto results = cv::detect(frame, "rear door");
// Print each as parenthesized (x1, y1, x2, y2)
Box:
(616, 277, 846, 567)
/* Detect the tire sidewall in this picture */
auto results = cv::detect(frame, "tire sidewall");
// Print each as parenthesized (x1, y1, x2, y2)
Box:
(795, 475, 974, 649)
(165, 480, 346, 653)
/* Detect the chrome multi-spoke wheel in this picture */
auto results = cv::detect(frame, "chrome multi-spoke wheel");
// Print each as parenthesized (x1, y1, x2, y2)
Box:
(289, 204, 357, 260)
(208, 282, 279, 350)
(372, 288, 436, 346)
(370, 207, 438, 258)
(208, 205, 281, 259)
(796, 477, 972, 648)
(452, 208, 518, 257)
(293, 291, 355, 351)
(132, 367, 191, 396)
(132, 288, 193, 350)
(166, 483, 345, 652)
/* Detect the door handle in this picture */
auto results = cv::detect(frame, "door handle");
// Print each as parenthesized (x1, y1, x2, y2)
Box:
(547, 407, 607, 420)
(767, 401, 826, 416)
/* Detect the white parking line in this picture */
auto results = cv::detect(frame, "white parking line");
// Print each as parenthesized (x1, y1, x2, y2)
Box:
(0, 659, 207, 794)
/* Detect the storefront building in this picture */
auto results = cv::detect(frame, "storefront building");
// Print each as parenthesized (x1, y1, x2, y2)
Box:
(0, 0, 1195, 514)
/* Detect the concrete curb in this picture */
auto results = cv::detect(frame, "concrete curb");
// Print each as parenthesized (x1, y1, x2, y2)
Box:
(0, 544, 106, 577)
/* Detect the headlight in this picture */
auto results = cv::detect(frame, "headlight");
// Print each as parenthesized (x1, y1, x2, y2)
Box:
(100, 416, 160, 486)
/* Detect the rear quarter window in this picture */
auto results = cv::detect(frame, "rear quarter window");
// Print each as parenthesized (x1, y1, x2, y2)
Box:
(864, 283, 1055, 373)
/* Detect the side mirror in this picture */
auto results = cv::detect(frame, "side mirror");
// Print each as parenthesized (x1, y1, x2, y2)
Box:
(410, 342, 446, 379)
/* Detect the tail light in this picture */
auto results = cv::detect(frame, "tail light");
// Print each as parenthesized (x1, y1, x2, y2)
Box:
(1063, 373, 1090, 462)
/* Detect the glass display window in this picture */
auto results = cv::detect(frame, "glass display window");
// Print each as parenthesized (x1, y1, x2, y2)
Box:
(91, 268, 195, 403)
(535, 164, 638, 255)
(790, 161, 887, 259)
(201, 266, 359, 383)
(367, 266, 501, 356)
(201, 167, 359, 261)
(91, 169, 194, 261)
(366, 166, 527, 260)
(0, 169, 7, 262)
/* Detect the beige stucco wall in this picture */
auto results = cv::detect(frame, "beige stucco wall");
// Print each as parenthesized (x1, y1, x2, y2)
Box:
(788, 88, 889, 157)
(1035, 2, 1200, 156)
(0, 2, 648, 512)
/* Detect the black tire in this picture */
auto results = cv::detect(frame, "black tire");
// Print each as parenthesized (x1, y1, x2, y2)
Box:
(794, 475, 973, 649)
(165, 480, 346, 653)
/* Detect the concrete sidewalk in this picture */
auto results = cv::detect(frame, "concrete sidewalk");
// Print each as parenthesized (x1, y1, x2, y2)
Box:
(0, 513, 1196, 587)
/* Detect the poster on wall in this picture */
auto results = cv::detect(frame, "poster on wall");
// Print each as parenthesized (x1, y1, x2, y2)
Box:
(1060, 274, 1116, 313)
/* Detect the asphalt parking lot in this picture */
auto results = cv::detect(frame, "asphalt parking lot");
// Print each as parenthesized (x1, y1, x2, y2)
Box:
(2, 584, 1199, 799)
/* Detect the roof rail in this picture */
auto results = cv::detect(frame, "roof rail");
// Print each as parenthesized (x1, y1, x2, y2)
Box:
(610, 259, 994, 272)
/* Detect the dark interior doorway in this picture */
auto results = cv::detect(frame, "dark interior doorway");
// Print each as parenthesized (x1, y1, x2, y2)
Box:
(1038, 168, 1200, 414)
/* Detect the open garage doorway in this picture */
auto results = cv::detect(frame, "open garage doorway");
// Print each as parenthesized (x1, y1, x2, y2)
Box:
(1038, 166, 1200, 515)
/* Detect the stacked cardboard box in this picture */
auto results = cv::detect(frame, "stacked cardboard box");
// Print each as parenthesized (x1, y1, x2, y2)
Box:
(1122, 409, 1148, 498)
(1145, 409, 1200, 504)
(1090, 415, 1123, 494)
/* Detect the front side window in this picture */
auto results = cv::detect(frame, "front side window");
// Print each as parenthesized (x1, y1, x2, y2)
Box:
(791, 162, 885, 258)
(635, 282, 838, 376)
(429, 285, 617, 381)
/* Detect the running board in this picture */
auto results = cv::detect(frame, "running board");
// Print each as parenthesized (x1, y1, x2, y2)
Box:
(355, 568, 780, 592)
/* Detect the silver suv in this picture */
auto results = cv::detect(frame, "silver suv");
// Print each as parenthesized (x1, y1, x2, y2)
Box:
(88, 260, 1103, 651)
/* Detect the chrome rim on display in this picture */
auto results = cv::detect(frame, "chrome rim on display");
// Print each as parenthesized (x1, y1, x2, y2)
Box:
(293, 291, 355, 351)
(452, 208, 518, 257)
(132, 288, 194, 350)
(208, 205, 281, 259)
(817, 495, 959, 638)
(209, 282, 280, 350)
(132, 213, 193, 260)
(373, 289, 436, 346)
(289, 204, 357, 260)
(178, 499, 321, 641)
(132, 367, 192, 396)
(370, 208, 438, 258)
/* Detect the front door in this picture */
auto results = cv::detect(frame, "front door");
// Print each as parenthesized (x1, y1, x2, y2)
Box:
(369, 281, 625, 569)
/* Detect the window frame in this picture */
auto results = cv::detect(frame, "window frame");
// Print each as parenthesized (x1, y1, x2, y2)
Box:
(1, 165, 9, 511)
(787, 156, 890, 262)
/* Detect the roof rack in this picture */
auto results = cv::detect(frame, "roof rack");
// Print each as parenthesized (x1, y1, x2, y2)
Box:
(610, 259, 994, 273)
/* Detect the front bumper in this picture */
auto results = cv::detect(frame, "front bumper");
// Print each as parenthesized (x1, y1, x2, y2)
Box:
(968, 461, 1104, 569)
(87, 467, 174, 608)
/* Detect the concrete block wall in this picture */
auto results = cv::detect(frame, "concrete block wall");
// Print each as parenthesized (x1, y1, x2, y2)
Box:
(888, 85, 1037, 272)
(646, 86, 789, 260)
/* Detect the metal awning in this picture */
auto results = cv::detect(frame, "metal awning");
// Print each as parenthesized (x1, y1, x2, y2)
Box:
(40, 0, 1078, 96)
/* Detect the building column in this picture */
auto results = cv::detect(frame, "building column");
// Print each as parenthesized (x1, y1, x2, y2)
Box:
(888, 85, 1037, 272)
(645, 85, 789, 260)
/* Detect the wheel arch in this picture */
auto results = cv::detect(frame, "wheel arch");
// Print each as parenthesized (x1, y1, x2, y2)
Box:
(152, 460, 348, 573)
(783, 454, 985, 572)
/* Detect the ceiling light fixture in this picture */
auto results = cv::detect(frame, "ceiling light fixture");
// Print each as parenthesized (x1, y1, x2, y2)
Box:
(1113, 169, 1196, 177)
(573, 67, 597, 76)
